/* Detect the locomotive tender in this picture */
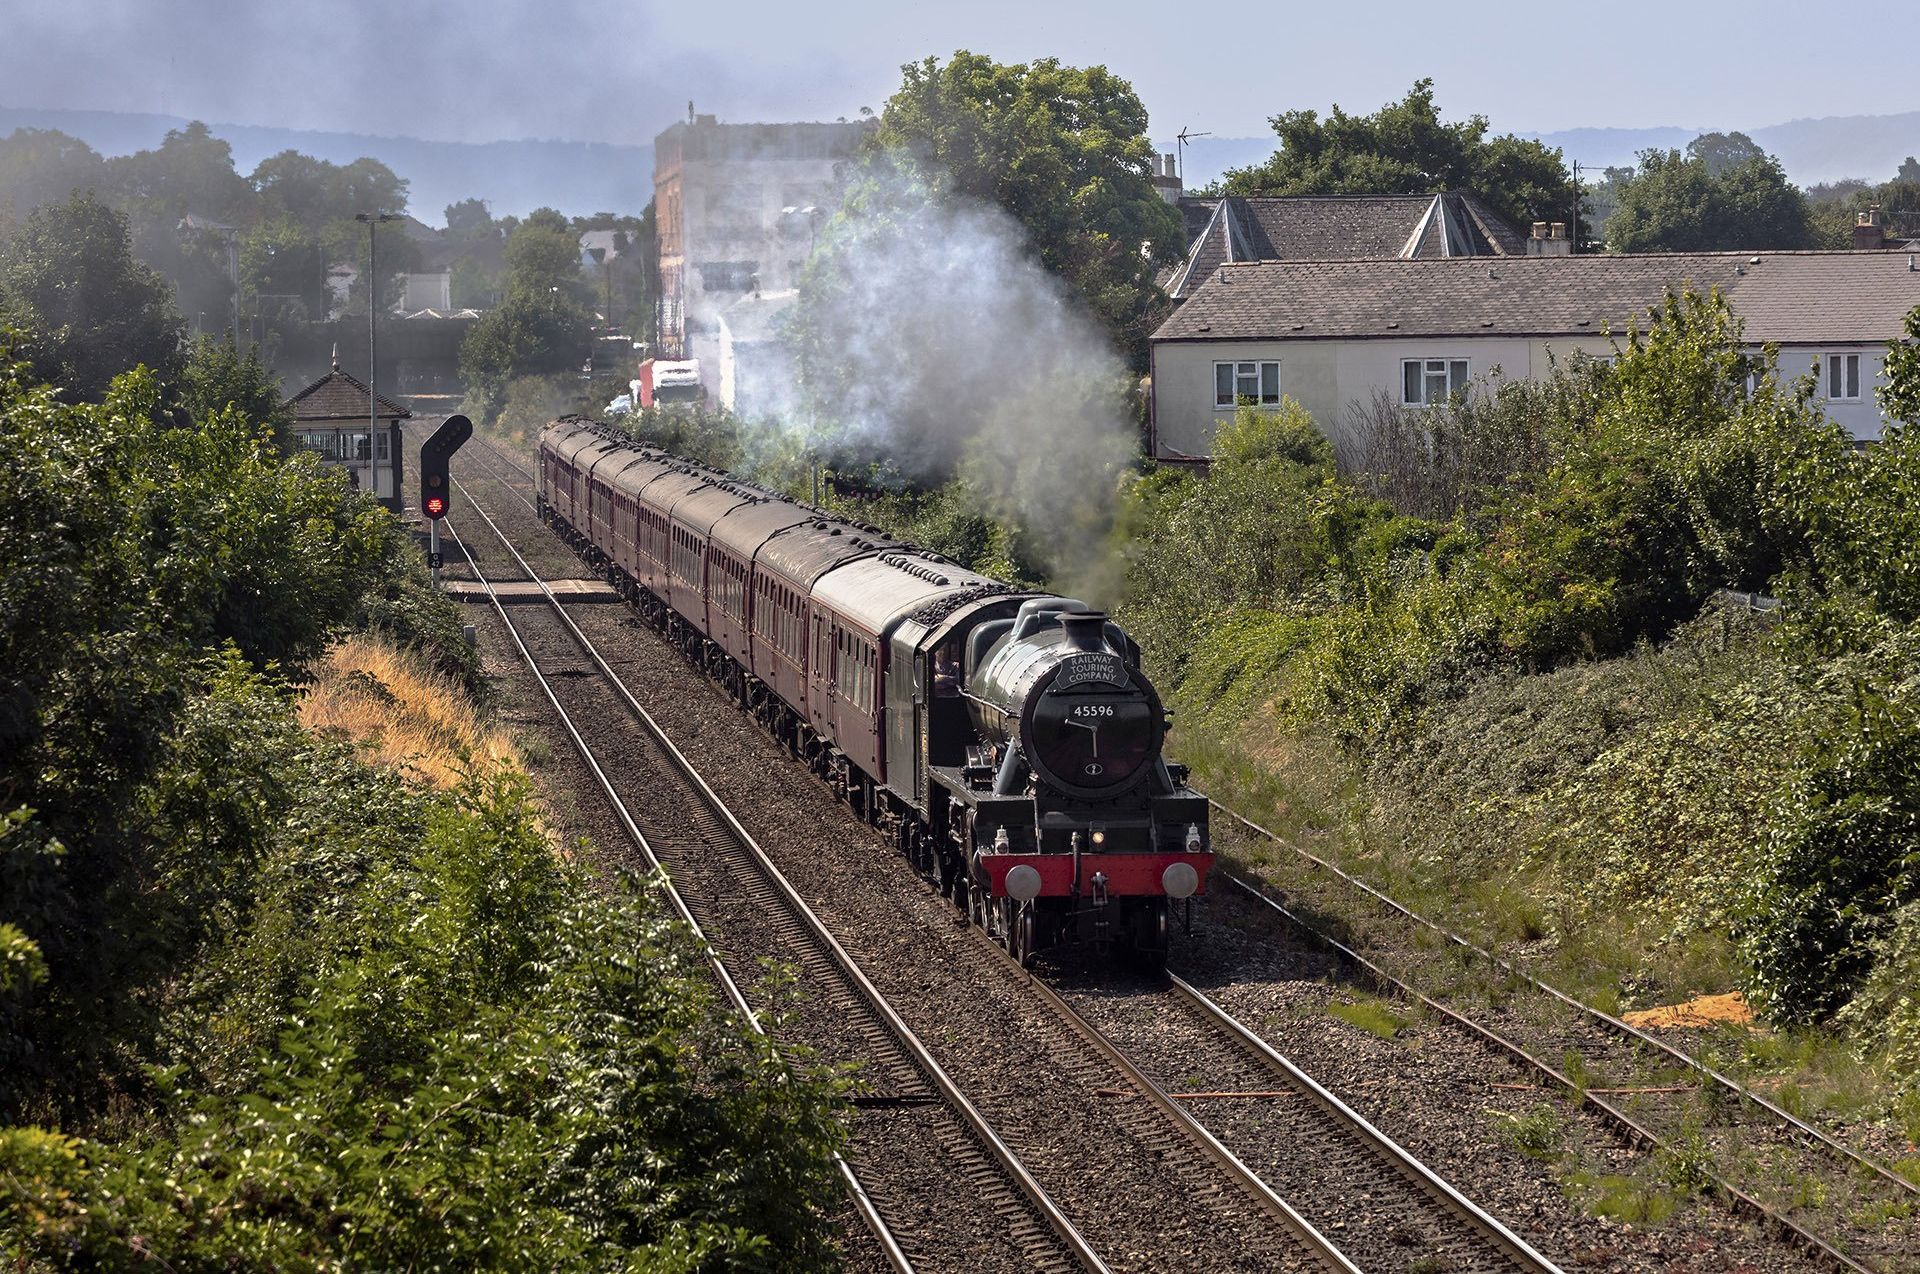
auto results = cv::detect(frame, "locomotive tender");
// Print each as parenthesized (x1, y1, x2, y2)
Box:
(536, 416, 1211, 965)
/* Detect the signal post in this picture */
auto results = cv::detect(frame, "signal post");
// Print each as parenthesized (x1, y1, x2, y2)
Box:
(419, 414, 472, 586)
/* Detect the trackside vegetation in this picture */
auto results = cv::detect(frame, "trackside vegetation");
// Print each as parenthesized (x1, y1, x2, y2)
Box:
(0, 322, 845, 1264)
(1115, 291, 1920, 1107)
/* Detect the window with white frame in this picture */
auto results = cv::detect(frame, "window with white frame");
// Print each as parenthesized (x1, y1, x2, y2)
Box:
(1213, 360, 1281, 408)
(1402, 358, 1469, 407)
(1826, 353, 1862, 402)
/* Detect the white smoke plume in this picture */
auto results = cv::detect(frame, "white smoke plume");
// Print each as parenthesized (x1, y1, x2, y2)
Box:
(766, 157, 1140, 589)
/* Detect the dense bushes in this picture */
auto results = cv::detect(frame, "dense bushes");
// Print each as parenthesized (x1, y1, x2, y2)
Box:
(1119, 289, 1920, 1085)
(2, 664, 844, 1267)
(1, 341, 845, 1264)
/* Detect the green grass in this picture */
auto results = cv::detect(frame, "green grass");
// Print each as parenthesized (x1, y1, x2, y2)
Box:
(1326, 994, 1410, 1040)
(1487, 1103, 1562, 1160)
(1566, 1171, 1682, 1224)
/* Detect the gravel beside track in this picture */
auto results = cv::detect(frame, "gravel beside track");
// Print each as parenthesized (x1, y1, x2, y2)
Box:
(441, 502, 1101, 1274)
(1175, 886, 1826, 1273)
(1051, 967, 1558, 1273)
(435, 427, 1838, 1272)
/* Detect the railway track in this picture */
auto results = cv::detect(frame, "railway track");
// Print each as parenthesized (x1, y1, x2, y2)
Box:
(1045, 960, 1562, 1274)
(432, 432, 1596, 1272)
(438, 483, 1104, 1274)
(1206, 805, 1920, 1272)
(439, 459, 1368, 1271)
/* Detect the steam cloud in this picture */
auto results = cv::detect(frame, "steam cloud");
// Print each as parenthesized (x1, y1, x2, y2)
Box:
(766, 160, 1137, 591)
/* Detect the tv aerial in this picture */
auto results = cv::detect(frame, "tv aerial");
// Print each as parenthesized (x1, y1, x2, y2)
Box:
(1175, 126, 1212, 182)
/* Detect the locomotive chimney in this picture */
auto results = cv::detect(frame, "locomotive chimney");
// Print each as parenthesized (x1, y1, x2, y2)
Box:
(1061, 611, 1109, 652)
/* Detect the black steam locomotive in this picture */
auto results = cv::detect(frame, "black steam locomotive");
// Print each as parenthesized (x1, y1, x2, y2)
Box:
(537, 417, 1211, 965)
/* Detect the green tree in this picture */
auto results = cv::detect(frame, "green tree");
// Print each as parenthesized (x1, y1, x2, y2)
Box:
(239, 213, 327, 320)
(444, 196, 497, 242)
(870, 51, 1186, 361)
(1219, 79, 1576, 237)
(1899, 157, 1920, 185)
(458, 289, 589, 422)
(106, 122, 250, 223)
(250, 150, 407, 231)
(0, 191, 182, 397)
(1686, 130, 1767, 177)
(1883, 305, 1920, 427)
(1607, 146, 1811, 252)
(503, 206, 586, 299)
(175, 333, 292, 443)
(0, 129, 107, 226)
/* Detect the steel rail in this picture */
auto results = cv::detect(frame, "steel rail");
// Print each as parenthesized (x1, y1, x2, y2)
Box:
(439, 509, 913, 1274)
(445, 478, 1111, 1274)
(1164, 973, 1563, 1273)
(1219, 871, 1873, 1274)
(950, 924, 1359, 1274)
(1208, 798, 1920, 1207)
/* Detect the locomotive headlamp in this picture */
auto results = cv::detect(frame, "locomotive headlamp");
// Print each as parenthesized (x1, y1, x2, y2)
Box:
(1185, 823, 1203, 853)
(1162, 862, 1200, 899)
(993, 826, 1010, 852)
(1005, 864, 1043, 902)
(1089, 827, 1106, 846)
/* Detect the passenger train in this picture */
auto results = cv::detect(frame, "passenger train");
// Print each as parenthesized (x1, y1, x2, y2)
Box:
(537, 416, 1211, 965)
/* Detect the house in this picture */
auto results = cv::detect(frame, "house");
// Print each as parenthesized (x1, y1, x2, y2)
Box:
(1149, 250, 1920, 461)
(652, 110, 872, 381)
(1163, 193, 1535, 300)
(286, 354, 411, 512)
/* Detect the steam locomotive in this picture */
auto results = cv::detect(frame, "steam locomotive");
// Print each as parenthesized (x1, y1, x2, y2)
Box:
(536, 417, 1211, 965)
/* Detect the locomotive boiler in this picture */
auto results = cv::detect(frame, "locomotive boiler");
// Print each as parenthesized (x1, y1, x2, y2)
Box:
(536, 417, 1211, 966)
(937, 603, 1209, 964)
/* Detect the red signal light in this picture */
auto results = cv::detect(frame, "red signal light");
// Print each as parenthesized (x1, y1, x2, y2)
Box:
(424, 494, 447, 519)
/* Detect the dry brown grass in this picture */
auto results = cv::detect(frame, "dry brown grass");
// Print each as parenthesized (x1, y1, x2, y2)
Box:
(301, 634, 517, 789)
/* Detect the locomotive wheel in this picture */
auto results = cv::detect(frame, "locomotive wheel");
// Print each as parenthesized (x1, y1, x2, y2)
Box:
(1011, 901, 1036, 968)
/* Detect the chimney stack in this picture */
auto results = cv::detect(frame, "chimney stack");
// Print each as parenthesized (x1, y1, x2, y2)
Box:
(1152, 152, 1183, 204)
(1856, 205, 1886, 251)
(1526, 220, 1572, 257)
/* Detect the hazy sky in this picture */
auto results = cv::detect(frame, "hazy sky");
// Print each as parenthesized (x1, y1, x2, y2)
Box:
(8, 0, 1914, 146)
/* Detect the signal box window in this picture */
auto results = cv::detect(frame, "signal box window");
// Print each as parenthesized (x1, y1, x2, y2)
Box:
(1214, 360, 1281, 408)
(1403, 358, 1469, 407)
(1827, 353, 1862, 402)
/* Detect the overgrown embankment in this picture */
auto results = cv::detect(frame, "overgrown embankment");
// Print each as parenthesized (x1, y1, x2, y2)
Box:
(1117, 293, 1920, 1119)
(0, 348, 845, 1267)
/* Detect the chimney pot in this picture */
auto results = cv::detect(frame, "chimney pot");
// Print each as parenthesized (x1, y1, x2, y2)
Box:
(1531, 221, 1549, 239)
(1856, 204, 1887, 251)
(1549, 221, 1567, 239)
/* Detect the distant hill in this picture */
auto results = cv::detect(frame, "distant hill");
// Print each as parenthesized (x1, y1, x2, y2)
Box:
(1163, 110, 1920, 191)
(0, 106, 654, 224)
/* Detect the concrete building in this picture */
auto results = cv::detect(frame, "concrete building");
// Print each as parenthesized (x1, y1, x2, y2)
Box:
(1149, 250, 1920, 461)
(652, 112, 871, 382)
(715, 289, 798, 417)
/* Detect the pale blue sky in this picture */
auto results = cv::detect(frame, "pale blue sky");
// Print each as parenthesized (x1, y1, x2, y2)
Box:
(7, 0, 1912, 147)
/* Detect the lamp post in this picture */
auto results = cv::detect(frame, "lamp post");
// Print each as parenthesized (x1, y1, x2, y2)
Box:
(354, 212, 400, 507)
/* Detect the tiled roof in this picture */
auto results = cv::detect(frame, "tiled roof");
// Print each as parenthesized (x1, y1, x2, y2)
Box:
(1166, 193, 1526, 298)
(287, 363, 412, 422)
(1153, 250, 1920, 345)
